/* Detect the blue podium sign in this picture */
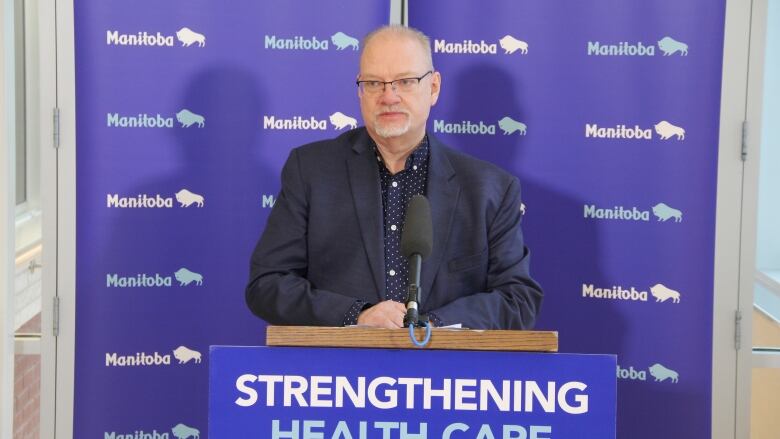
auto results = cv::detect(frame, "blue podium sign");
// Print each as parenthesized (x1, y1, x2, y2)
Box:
(209, 346, 616, 438)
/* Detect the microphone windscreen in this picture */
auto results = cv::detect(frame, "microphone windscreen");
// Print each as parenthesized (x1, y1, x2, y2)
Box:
(400, 195, 433, 259)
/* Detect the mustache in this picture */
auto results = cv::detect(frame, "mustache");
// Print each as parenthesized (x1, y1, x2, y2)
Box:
(375, 107, 410, 116)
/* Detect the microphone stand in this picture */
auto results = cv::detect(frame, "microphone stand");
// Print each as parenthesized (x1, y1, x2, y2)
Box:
(403, 253, 429, 327)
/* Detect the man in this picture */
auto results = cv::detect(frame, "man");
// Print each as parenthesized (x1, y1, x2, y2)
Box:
(246, 25, 542, 329)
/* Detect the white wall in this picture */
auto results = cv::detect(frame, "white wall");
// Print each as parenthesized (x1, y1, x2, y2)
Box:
(1, 0, 18, 436)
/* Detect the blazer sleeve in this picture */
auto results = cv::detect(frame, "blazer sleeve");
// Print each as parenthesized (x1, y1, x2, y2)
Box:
(428, 177, 543, 329)
(245, 148, 359, 326)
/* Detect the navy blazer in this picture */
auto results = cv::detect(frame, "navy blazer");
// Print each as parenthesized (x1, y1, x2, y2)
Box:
(246, 128, 542, 329)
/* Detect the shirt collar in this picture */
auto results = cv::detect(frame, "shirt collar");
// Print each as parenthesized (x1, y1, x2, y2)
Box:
(373, 135, 430, 174)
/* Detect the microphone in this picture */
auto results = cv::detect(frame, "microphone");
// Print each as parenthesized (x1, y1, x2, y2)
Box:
(400, 195, 433, 327)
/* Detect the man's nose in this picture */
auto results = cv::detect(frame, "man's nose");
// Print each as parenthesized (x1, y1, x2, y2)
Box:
(378, 83, 402, 103)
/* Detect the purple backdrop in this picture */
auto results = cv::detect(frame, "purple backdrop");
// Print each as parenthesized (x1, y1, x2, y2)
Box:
(74, 0, 725, 437)
(74, 1, 388, 436)
(410, 1, 725, 438)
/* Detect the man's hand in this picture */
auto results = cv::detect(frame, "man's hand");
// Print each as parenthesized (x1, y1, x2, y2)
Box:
(357, 300, 407, 328)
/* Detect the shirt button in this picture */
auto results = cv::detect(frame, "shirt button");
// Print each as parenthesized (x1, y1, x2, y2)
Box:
(392, 181, 398, 188)
(391, 224, 397, 231)
(413, 165, 418, 170)
(389, 270, 396, 276)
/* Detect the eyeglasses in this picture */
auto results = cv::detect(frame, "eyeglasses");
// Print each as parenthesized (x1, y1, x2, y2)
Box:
(356, 71, 433, 95)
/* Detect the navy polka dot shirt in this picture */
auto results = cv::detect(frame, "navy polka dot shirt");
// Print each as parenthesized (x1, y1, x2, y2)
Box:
(343, 136, 442, 327)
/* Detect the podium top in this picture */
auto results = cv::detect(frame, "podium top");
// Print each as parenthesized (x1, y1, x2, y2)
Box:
(266, 326, 558, 352)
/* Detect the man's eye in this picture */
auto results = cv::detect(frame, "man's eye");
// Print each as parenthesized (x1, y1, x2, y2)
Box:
(365, 81, 383, 88)
(397, 79, 416, 87)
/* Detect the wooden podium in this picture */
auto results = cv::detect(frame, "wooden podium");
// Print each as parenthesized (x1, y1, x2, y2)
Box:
(266, 325, 558, 351)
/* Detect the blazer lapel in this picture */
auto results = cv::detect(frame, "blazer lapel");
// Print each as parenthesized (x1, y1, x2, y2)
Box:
(421, 135, 460, 307)
(346, 132, 385, 299)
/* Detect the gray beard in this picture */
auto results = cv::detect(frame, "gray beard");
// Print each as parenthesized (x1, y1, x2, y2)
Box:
(374, 117, 411, 138)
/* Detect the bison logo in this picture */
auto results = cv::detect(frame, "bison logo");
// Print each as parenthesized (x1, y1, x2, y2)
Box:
(331, 32, 359, 50)
(654, 120, 685, 140)
(329, 112, 358, 130)
(498, 35, 528, 55)
(176, 27, 206, 47)
(650, 283, 681, 303)
(176, 109, 205, 128)
(657, 36, 688, 56)
(175, 189, 204, 208)
(648, 363, 679, 383)
(652, 202, 682, 222)
(174, 268, 203, 286)
(172, 346, 202, 364)
(172, 423, 200, 439)
(497, 117, 527, 135)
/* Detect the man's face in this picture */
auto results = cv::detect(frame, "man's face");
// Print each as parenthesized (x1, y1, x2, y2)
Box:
(358, 34, 440, 143)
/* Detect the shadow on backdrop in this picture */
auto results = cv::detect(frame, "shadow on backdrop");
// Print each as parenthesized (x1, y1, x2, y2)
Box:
(439, 61, 628, 354)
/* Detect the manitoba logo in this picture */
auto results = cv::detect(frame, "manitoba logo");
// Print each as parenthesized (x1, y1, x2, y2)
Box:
(105, 346, 201, 367)
(587, 36, 688, 56)
(433, 116, 526, 136)
(176, 27, 206, 47)
(657, 36, 688, 56)
(171, 424, 200, 439)
(105, 351, 170, 367)
(331, 32, 359, 50)
(106, 268, 203, 288)
(106, 189, 205, 208)
(173, 345, 202, 364)
(434, 34, 528, 55)
(654, 121, 684, 140)
(649, 363, 679, 383)
(106, 109, 205, 129)
(263, 112, 358, 131)
(175, 189, 204, 207)
(583, 202, 683, 222)
(583, 205, 649, 221)
(106, 27, 205, 48)
(582, 282, 681, 304)
(498, 117, 526, 135)
(104, 429, 169, 439)
(499, 35, 528, 54)
(650, 283, 681, 303)
(176, 109, 205, 128)
(329, 112, 358, 130)
(617, 363, 679, 383)
(174, 268, 203, 286)
(104, 423, 200, 439)
(263, 115, 325, 130)
(582, 284, 648, 302)
(651, 202, 682, 222)
(264, 31, 358, 51)
(584, 120, 684, 140)
(107, 113, 173, 128)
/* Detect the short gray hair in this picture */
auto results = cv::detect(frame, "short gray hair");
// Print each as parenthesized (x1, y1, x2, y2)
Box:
(361, 25, 434, 70)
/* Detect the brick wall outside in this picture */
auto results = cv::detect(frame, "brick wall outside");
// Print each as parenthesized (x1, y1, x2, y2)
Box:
(13, 313, 41, 439)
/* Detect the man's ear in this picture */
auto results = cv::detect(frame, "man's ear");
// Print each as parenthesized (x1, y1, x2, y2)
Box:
(430, 71, 441, 106)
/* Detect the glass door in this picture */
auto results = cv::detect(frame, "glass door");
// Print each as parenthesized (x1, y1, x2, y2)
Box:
(750, 0, 780, 437)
